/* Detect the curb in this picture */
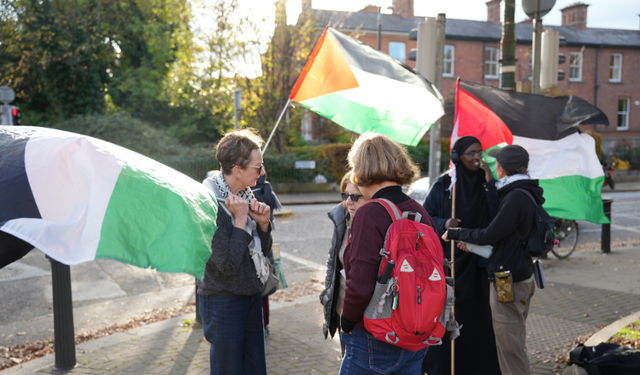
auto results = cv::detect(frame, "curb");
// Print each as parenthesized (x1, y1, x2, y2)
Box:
(584, 310, 640, 346)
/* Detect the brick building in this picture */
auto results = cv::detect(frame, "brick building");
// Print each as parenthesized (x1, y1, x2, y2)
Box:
(303, 0, 640, 154)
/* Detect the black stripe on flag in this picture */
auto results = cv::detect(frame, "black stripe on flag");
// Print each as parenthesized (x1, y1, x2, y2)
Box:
(460, 81, 609, 141)
(329, 28, 442, 100)
(0, 128, 42, 225)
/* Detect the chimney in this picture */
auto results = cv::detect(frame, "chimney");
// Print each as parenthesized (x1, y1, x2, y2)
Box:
(301, 0, 311, 14)
(486, 0, 501, 24)
(360, 5, 379, 13)
(561, 3, 589, 31)
(392, 0, 415, 19)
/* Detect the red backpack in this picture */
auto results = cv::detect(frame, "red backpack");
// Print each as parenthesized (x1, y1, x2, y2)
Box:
(363, 199, 460, 351)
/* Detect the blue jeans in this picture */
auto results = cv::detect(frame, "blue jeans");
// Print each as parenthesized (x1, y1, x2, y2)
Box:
(199, 292, 266, 375)
(339, 329, 428, 375)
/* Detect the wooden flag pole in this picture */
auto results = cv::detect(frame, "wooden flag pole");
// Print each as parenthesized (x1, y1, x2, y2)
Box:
(451, 181, 457, 375)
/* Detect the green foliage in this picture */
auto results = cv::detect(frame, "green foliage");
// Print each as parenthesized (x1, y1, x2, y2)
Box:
(44, 113, 211, 160)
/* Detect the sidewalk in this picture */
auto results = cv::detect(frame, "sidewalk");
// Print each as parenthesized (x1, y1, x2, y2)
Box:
(5, 246, 639, 375)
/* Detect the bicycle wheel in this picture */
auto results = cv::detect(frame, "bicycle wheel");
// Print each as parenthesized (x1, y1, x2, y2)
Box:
(552, 219, 578, 259)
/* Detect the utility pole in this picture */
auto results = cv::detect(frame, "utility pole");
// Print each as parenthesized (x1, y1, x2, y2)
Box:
(428, 14, 446, 187)
(523, 0, 557, 94)
(377, 6, 382, 50)
(233, 89, 241, 130)
(500, 0, 516, 90)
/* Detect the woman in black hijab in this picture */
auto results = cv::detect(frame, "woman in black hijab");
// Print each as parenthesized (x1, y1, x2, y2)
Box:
(421, 136, 501, 375)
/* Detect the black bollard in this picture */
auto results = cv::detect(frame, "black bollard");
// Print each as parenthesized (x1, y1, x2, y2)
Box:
(601, 198, 613, 254)
(48, 257, 76, 370)
(195, 282, 202, 325)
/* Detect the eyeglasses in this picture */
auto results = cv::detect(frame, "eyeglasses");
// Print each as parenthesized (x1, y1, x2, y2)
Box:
(462, 151, 482, 158)
(341, 193, 363, 202)
(246, 164, 264, 173)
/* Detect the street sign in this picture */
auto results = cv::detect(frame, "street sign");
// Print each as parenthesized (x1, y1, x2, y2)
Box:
(0, 86, 15, 104)
(522, 0, 556, 19)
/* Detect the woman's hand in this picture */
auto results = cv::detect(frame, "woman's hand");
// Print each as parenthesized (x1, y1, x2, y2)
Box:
(480, 159, 493, 182)
(226, 194, 249, 229)
(457, 242, 469, 252)
(441, 231, 450, 242)
(445, 218, 461, 229)
(249, 199, 271, 232)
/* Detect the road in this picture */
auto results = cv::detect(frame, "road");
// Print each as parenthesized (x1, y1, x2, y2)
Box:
(1, 192, 638, 349)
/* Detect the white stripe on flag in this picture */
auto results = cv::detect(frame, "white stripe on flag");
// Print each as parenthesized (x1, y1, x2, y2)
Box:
(513, 133, 603, 180)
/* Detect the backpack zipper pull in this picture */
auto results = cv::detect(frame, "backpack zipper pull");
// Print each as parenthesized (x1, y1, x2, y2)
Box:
(417, 285, 422, 304)
(415, 231, 424, 251)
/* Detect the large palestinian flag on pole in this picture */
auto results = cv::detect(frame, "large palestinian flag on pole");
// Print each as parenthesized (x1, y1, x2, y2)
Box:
(453, 80, 610, 224)
(0, 126, 217, 277)
(290, 27, 444, 147)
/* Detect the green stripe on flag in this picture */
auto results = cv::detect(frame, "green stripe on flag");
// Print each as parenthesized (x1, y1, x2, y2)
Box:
(96, 164, 217, 278)
(300, 92, 433, 146)
(539, 175, 609, 224)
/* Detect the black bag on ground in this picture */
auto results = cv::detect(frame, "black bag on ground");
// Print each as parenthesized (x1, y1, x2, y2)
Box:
(569, 343, 640, 375)
(514, 188, 556, 257)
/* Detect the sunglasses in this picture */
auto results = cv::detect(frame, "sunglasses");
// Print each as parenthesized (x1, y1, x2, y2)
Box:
(246, 164, 264, 173)
(341, 193, 363, 202)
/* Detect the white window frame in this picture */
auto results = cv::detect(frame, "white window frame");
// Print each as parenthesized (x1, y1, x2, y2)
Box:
(484, 47, 499, 79)
(617, 98, 629, 131)
(569, 51, 582, 81)
(389, 42, 406, 63)
(609, 53, 622, 82)
(443, 45, 454, 77)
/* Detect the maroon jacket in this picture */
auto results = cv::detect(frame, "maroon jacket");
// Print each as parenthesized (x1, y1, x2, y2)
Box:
(341, 186, 437, 334)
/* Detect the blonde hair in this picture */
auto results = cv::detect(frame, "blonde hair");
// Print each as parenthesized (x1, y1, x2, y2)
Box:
(340, 171, 363, 209)
(348, 133, 420, 187)
(215, 128, 264, 175)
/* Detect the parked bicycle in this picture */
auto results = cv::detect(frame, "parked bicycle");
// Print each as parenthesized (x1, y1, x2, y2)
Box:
(551, 218, 579, 258)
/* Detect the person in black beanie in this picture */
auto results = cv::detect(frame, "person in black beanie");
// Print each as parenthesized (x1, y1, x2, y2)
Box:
(422, 136, 501, 375)
(252, 172, 282, 335)
(443, 144, 542, 375)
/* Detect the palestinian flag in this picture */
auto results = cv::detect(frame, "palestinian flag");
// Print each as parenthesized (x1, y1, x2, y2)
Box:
(290, 26, 444, 147)
(453, 80, 610, 224)
(0, 126, 217, 277)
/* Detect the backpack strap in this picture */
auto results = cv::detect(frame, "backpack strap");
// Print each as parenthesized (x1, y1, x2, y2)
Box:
(369, 198, 402, 221)
(513, 188, 536, 241)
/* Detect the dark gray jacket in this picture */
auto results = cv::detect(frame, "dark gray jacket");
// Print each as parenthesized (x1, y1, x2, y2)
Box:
(319, 203, 347, 339)
(196, 205, 273, 296)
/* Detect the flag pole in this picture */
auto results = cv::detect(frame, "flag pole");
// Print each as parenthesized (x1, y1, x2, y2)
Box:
(261, 98, 292, 155)
(451, 181, 456, 375)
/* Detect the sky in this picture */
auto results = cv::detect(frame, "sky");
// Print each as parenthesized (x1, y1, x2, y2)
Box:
(239, 0, 639, 31)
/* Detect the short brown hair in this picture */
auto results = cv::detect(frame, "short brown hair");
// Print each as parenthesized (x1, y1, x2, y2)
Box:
(215, 128, 264, 175)
(348, 133, 420, 187)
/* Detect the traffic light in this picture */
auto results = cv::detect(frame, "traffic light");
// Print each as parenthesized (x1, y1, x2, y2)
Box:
(540, 29, 566, 89)
(406, 21, 438, 81)
(408, 28, 418, 62)
(11, 106, 20, 125)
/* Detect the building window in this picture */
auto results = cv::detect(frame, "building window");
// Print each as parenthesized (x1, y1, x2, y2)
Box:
(569, 52, 582, 81)
(617, 98, 629, 130)
(484, 47, 499, 79)
(443, 45, 454, 77)
(389, 42, 406, 63)
(609, 53, 622, 82)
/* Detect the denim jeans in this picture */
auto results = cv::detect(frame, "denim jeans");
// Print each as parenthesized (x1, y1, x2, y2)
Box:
(199, 292, 266, 375)
(339, 329, 428, 375)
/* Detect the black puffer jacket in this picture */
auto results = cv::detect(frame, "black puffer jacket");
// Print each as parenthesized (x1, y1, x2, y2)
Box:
(319, 203, 347, 339)
(447, 178, 544, 282)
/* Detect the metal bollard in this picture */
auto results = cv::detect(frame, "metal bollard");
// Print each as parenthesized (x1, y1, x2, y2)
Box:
(195, 282, 202, 324)
(48, 257, 76, 370)
(601, 198, 613, 253)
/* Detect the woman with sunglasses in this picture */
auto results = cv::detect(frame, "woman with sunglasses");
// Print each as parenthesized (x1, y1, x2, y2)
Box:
(320, 171, 367, 356)
(199, 128, 272, 375)
(421, 136, 500, 375)
(339, 133, 437, 375)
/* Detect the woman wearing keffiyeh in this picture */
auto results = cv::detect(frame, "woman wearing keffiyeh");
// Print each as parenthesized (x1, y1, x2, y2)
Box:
(197, 129, 272, 375)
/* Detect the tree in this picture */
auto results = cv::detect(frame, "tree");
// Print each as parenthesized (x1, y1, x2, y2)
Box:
(239, 0, 317, 154)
